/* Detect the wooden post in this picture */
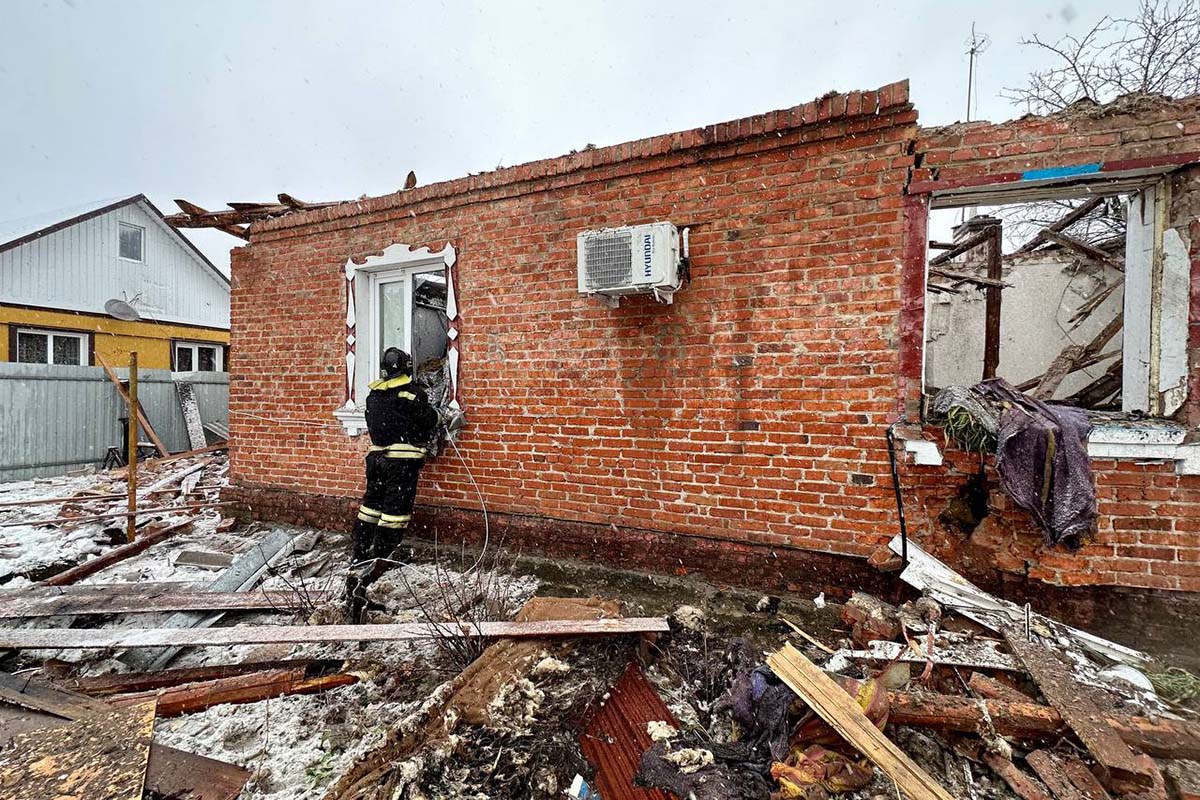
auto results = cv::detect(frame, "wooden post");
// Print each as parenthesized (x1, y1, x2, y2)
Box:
(982, 224, 1003, 380)
(127, 352, 138, 543)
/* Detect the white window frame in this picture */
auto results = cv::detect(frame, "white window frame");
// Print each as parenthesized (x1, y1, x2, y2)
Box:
(118, 222, 145, 263)
(173, 341, 224, 372)
(334, 242, 459, 435)
(919, 169, 1197, 470)
(14, 327, 89, 366)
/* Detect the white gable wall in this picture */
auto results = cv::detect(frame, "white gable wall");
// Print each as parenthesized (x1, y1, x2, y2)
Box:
(0, 201, 229, 329)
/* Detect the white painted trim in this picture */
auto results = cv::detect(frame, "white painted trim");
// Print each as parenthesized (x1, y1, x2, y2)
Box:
(335, 241, 458, 435)
(903, 438, 944, 466)
(1088, 423, 1200, 474)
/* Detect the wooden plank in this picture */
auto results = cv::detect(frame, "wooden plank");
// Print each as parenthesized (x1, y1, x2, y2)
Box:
(67, 659, 332, 697)
(1005, 631, 1154, 787)
(0, 671, 112, 718)
(0, 500, 230, 529)
(928, 227, 993, 267)
(0, 672, 249, 800)
(41, 520, 194, 586)
(0, 617, 672, 650)
(983, 752, 1055, 800)
(0, 700, 155, 800)
(886, 691, 1200, 760)
(173, 549, 235, 570)
(983, 224, 1003, 380)
(97, 354, 169, 457)
(109, 669, 356, 718)
(1060, 755, 1114, 799)
(121, 529, 297, 671)
(767, 643, 955, 800)
(0, 588, 329, 618)
(144, 745, 251, 800)
(967, 672, 1035, 703)
(1027, 750, 1090, 800)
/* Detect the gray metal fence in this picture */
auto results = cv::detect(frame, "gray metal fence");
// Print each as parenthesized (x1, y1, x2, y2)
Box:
(0, 364, 228, 482)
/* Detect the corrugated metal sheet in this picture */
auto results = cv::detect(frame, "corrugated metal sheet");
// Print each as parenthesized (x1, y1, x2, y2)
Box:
(0, 364, 228, 482)
(0, 200, 228, 328)
(579, 663, 678, 800)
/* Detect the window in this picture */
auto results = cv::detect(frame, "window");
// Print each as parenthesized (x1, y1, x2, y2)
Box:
(334, 242, 458, 435)
(119, 222, 144, 261)
(922, 175, 1187, 418)
(174, 341, 223, 372)
(14, 328, 88, 365)
(367, 266, 449, 388)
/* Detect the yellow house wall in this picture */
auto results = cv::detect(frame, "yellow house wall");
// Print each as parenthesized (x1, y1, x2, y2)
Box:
(0, 305, 228, 368)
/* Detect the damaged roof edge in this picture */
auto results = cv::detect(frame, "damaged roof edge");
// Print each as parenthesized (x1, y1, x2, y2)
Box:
(253, 79, 914, 237)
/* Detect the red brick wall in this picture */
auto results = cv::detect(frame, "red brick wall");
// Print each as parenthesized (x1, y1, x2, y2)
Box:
(227, 85, 1200, 601)
(230, 81, 919, 564)
(900, 95, 1200, 595)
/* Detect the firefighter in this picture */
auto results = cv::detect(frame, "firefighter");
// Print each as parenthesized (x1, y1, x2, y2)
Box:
(348, 347, 439, 619)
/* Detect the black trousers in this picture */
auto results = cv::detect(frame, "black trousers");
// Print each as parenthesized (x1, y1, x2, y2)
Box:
(353, 452, 423, 562)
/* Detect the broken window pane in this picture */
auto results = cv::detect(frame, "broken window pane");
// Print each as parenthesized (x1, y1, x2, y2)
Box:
(17, 332, 48, 363)
(53, 335, 81, 365)
(198, 346, 216, 371)
(378, 280, 406, 362)
(176, 346, 193, 371)
(412, 271, 448, 373)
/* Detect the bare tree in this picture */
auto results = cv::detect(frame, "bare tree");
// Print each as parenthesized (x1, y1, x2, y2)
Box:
(996, 1, 1200, 248)
(1005, 0, 1200, 114)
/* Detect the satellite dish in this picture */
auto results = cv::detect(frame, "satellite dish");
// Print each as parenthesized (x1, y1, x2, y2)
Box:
(104, 298, 141, 322)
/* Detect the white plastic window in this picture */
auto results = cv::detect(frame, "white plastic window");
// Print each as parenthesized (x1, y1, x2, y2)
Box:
(174, 342, 223, 372)
(15, 328, 87, 365)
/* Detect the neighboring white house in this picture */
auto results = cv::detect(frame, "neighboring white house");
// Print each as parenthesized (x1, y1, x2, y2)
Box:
(0, 194, 229, 369)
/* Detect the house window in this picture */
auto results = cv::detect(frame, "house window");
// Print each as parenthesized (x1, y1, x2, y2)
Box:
(14, 328, 88, 365)
(922, 176, 1187, 418)
(119, 222, 144, 262)
(174, 341, 223, 372)
(366, 266, 449, 390)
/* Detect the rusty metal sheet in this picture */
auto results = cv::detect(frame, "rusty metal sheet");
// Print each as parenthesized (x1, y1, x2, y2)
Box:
(579, 662, 677, 800)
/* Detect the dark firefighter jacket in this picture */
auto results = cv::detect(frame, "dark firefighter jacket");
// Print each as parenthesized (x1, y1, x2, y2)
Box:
(365, 374, 439, 455)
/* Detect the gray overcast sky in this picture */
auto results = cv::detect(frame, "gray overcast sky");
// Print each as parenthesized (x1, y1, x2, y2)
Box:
(3, 0, 1125, 273)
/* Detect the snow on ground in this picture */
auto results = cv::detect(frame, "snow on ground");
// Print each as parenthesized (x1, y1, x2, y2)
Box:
(0, 462, 545, 798)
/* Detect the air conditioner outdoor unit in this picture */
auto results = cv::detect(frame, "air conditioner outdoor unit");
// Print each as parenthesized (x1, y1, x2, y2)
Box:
(577, 222, 682, 306)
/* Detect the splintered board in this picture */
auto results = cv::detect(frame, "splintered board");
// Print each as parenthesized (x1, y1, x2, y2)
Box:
(1004, 631, 1153, 788)
(767, 643, 954, 800)
(0, 700, 156, 800)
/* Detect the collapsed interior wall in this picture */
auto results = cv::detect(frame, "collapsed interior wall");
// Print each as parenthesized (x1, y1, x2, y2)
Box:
(925, 242, 1125, 402)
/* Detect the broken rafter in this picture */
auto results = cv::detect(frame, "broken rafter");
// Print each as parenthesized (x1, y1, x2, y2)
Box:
(0, 617, 671, 649)
(66, 659, 336, 697)
(927, 267, 1011, 289)
(1014, 196, 1106, 254)
(172, 199, 250, 241)
(928, 227, 994, 267)
(166, 196, 340, 233)
(1039, 229, 1125, 272)
(1017, 313, 1124, 395)
(41, 520, 194, 586)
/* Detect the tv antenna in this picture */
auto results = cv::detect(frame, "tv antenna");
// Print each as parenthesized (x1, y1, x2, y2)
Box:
(965, 22, 990, 122)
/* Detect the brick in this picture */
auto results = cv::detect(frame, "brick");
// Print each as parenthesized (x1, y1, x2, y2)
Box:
(228, 84, 1200, 602)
